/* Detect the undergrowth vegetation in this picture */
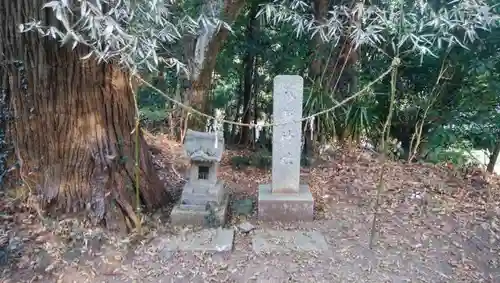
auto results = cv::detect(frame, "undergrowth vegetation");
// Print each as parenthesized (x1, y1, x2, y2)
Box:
(135, 0, 500, 174)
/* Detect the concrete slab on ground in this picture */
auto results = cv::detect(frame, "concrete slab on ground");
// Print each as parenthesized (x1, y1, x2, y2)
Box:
(162, 228, 234, 253)
(251, 229, 328, 254)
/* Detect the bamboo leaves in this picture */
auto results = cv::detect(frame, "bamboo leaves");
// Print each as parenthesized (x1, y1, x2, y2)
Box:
(20, 0, 216, 75)
(257, 0, 499, 60)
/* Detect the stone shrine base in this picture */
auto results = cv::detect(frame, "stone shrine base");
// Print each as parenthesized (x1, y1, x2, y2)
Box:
(170, 192, 230, 227)
(257, 184, 314, 222)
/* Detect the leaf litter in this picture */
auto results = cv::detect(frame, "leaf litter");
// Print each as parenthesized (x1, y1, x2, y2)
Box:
(0, 133, 498, 282)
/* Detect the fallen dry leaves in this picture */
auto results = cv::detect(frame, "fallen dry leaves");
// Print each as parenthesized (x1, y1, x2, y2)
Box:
(0, 134, 499, 282)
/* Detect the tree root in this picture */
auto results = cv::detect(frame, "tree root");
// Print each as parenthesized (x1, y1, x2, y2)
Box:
(114, 196, 141, 232)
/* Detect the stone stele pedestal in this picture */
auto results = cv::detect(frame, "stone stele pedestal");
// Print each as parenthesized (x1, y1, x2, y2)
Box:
(170, 130, 229, 226)
(257, 75, 314, 222)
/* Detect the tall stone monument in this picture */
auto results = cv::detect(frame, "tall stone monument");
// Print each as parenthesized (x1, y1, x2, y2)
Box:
(257, 75, 314, 222)
(170, 130, 229, 226)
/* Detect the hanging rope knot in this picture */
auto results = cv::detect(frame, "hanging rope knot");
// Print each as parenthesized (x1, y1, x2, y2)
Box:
(391, 57, 401, 68)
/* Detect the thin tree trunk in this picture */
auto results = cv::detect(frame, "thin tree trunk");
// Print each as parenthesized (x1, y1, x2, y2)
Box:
(186, 0, 246, 131)
(240, 58, 255, 145)
(303, 0, 328, 158)
(309, 0, 328, 78)
(487, 140, 500, 173)
(240, 53, 254, 144)
(0, 0, 168, 231)
(239, 4, 259, 145)
(231, 76, 244, 143)
(252, 56, 260, 149)
(223, 107, 231, 143)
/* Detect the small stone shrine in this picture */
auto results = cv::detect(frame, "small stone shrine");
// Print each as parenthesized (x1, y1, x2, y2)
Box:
(257, 75, 314, 222)
(170, 129, 229, 226)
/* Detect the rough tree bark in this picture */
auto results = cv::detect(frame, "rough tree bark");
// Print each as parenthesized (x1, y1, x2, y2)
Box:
(0, 72, 11, 186)
(487, 139, 500, 173)
(185, 0, 246, 131)
(0, 0, 168, 232)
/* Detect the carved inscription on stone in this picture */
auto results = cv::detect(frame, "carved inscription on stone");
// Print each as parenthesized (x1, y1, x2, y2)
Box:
(272, 75, 304, 193)
(280, 151, 294, 165)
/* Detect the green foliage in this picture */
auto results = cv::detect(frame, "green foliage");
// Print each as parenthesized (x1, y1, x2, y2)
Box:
(426, 148, 470, 166)
(137, 84, 169, 114)
(424, 142, 483, 171)
(250, 150, 272, 169)
(21, 0, 231, 73)
(15, 0, 499, 171)
(303, 86, 338, 141)
(132, 0, 498, 169)
(230, 150, 272, 170)
(137, 71, 178, 129)
(140, 108, 168, 124)
(231, 156, 251, 170)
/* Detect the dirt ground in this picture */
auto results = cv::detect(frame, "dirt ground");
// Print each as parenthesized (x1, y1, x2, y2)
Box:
(1, 134, 499, 283)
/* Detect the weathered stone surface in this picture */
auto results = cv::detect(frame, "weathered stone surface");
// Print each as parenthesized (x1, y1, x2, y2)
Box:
(171, 129, 229, 227)
(187, 161, 219, 188)
(184, 129, 224, 162)
(159, 249, 174, 260)
(258, 184, 314, 222)
(271, 75, 304, 194)
(251, 229, 328, 254)
(257, 75, 315, 223)
(170, 190, 229, 226)
(162, 228, 234, 253)
(238, 222, 256, 233)
(178, 181, 225, 207)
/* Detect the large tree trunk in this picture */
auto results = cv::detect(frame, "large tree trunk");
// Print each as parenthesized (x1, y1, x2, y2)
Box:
(0, 0, 168, 232)
(487, 140, 500, 173)
(186, 0, 246, 131)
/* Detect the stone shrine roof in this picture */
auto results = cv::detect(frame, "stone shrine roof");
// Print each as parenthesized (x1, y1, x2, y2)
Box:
(184, 129, 224, 162)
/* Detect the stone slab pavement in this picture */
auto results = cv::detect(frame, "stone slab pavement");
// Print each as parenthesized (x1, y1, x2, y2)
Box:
(251, 229, 328, 254)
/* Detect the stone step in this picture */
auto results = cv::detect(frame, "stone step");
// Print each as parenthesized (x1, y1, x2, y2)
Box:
(251, 229, 329, 254)
(161, 228, 234, 253)
(156, 227, 329, 255)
